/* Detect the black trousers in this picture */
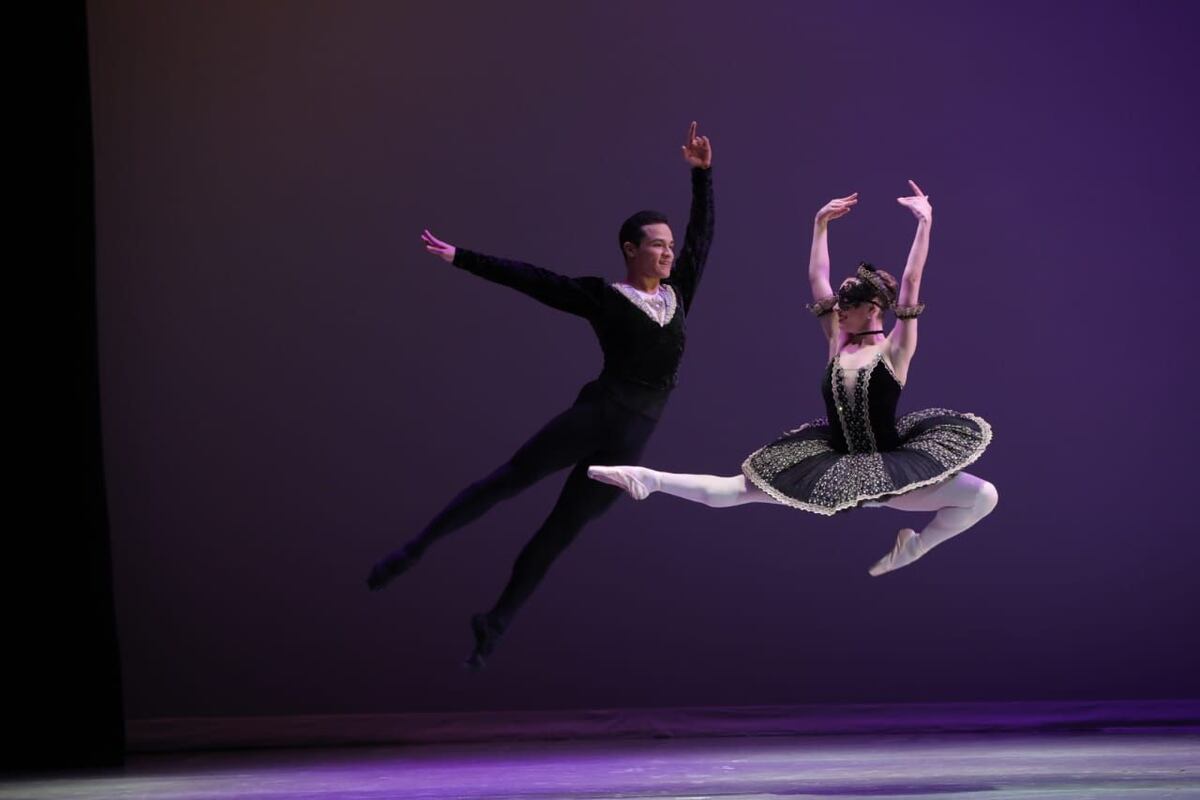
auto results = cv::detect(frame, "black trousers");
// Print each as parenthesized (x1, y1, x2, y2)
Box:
(409, 382, 659, 625)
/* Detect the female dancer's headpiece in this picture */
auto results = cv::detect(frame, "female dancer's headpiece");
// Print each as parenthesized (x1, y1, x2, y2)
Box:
(837, 262, 896, 310)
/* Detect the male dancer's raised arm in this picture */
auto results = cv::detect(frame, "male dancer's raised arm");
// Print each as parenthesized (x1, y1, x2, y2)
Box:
(663, 122, 714, 312)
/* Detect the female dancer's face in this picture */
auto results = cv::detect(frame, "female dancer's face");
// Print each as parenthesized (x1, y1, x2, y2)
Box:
(624, 223, 676, 280)
(836, 279, 881, 330)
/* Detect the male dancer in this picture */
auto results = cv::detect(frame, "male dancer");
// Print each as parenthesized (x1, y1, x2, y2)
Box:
(368, 122, 714, 669)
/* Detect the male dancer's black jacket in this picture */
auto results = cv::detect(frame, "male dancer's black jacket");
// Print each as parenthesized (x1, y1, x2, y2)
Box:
(396, 167, 712, 635)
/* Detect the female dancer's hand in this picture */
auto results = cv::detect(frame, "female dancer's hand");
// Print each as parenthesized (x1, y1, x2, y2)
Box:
(681, 120, 712, 168)
(815, 193, 858, 225)
(421, 229, 456, 263)
(896, 180, 932, 223)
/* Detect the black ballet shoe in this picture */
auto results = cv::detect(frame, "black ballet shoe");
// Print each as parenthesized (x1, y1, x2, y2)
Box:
(463, 612, 505, 671)
(365, 545, 420, 591)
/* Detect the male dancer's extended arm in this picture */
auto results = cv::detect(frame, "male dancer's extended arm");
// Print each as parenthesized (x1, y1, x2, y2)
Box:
(667, 123, 715, 312)
(421, 229, 601, 319)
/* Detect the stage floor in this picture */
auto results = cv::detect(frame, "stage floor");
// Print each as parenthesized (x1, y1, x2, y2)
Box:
(5, 731, 1200, 799)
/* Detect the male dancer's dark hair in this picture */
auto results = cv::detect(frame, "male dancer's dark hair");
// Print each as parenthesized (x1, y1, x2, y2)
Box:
(618, 210, 670, 255)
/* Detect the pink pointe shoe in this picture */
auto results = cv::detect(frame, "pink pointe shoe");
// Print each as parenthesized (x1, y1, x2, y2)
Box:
(586, 465, 655, 500)
(868, 528, 926, 577)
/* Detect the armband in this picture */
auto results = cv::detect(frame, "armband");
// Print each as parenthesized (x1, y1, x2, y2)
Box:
(893, 303, 925, 319)
(807, 296, 837, 317)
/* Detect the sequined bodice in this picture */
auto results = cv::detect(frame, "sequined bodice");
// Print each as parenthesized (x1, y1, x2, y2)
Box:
(821, 352, 903, 454)
(611, 282, 678, 327)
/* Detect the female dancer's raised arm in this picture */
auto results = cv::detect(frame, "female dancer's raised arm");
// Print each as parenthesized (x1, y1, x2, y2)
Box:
(809, 193, 857, 353)
(885, 181, 930, 381)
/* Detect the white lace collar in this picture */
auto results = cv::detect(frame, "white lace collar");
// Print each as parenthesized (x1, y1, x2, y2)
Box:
(611, 282, 678, 327)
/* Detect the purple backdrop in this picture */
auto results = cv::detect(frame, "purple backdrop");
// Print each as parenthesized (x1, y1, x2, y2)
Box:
(88, 0, 1200, 720)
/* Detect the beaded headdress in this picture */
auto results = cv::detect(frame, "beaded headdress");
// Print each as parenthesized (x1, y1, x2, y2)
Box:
(837, 262, 895, 310)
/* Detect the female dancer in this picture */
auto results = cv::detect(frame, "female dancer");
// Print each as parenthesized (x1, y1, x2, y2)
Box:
(588, 182, 997, 576)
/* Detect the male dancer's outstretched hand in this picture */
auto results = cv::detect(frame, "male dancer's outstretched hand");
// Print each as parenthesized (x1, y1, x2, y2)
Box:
(681, 121, 712, 169)
(422, 229, 456, 263)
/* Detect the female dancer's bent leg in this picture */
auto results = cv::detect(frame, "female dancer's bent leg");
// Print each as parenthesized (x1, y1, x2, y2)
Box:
(868, 472, 998, 576)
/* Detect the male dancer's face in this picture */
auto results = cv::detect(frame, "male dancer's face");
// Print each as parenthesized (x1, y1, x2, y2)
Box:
(625, 223, 676, 281)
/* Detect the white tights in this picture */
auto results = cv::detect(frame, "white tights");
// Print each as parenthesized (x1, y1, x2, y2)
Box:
(586, 465, 998, 575)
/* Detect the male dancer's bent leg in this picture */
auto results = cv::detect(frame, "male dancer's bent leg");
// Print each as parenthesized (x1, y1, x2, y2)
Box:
(466, 409, 656, 668)
(367, 400, 606, 590)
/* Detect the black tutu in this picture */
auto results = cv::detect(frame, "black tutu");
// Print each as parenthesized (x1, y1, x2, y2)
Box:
(740, 351, 992, 515)
(742, 408, 992, 515)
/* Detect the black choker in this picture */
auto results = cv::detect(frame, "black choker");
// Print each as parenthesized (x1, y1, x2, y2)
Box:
(849, 329, 884, 337)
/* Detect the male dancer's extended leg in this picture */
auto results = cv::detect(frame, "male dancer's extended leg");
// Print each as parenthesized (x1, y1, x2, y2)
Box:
(367, 400, 606, 590)
(868, 471, 999, 576)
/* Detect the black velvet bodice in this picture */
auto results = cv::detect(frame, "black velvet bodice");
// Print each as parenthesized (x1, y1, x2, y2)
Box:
(821, 354, 902, 454)
(593, 285, 685, 386)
